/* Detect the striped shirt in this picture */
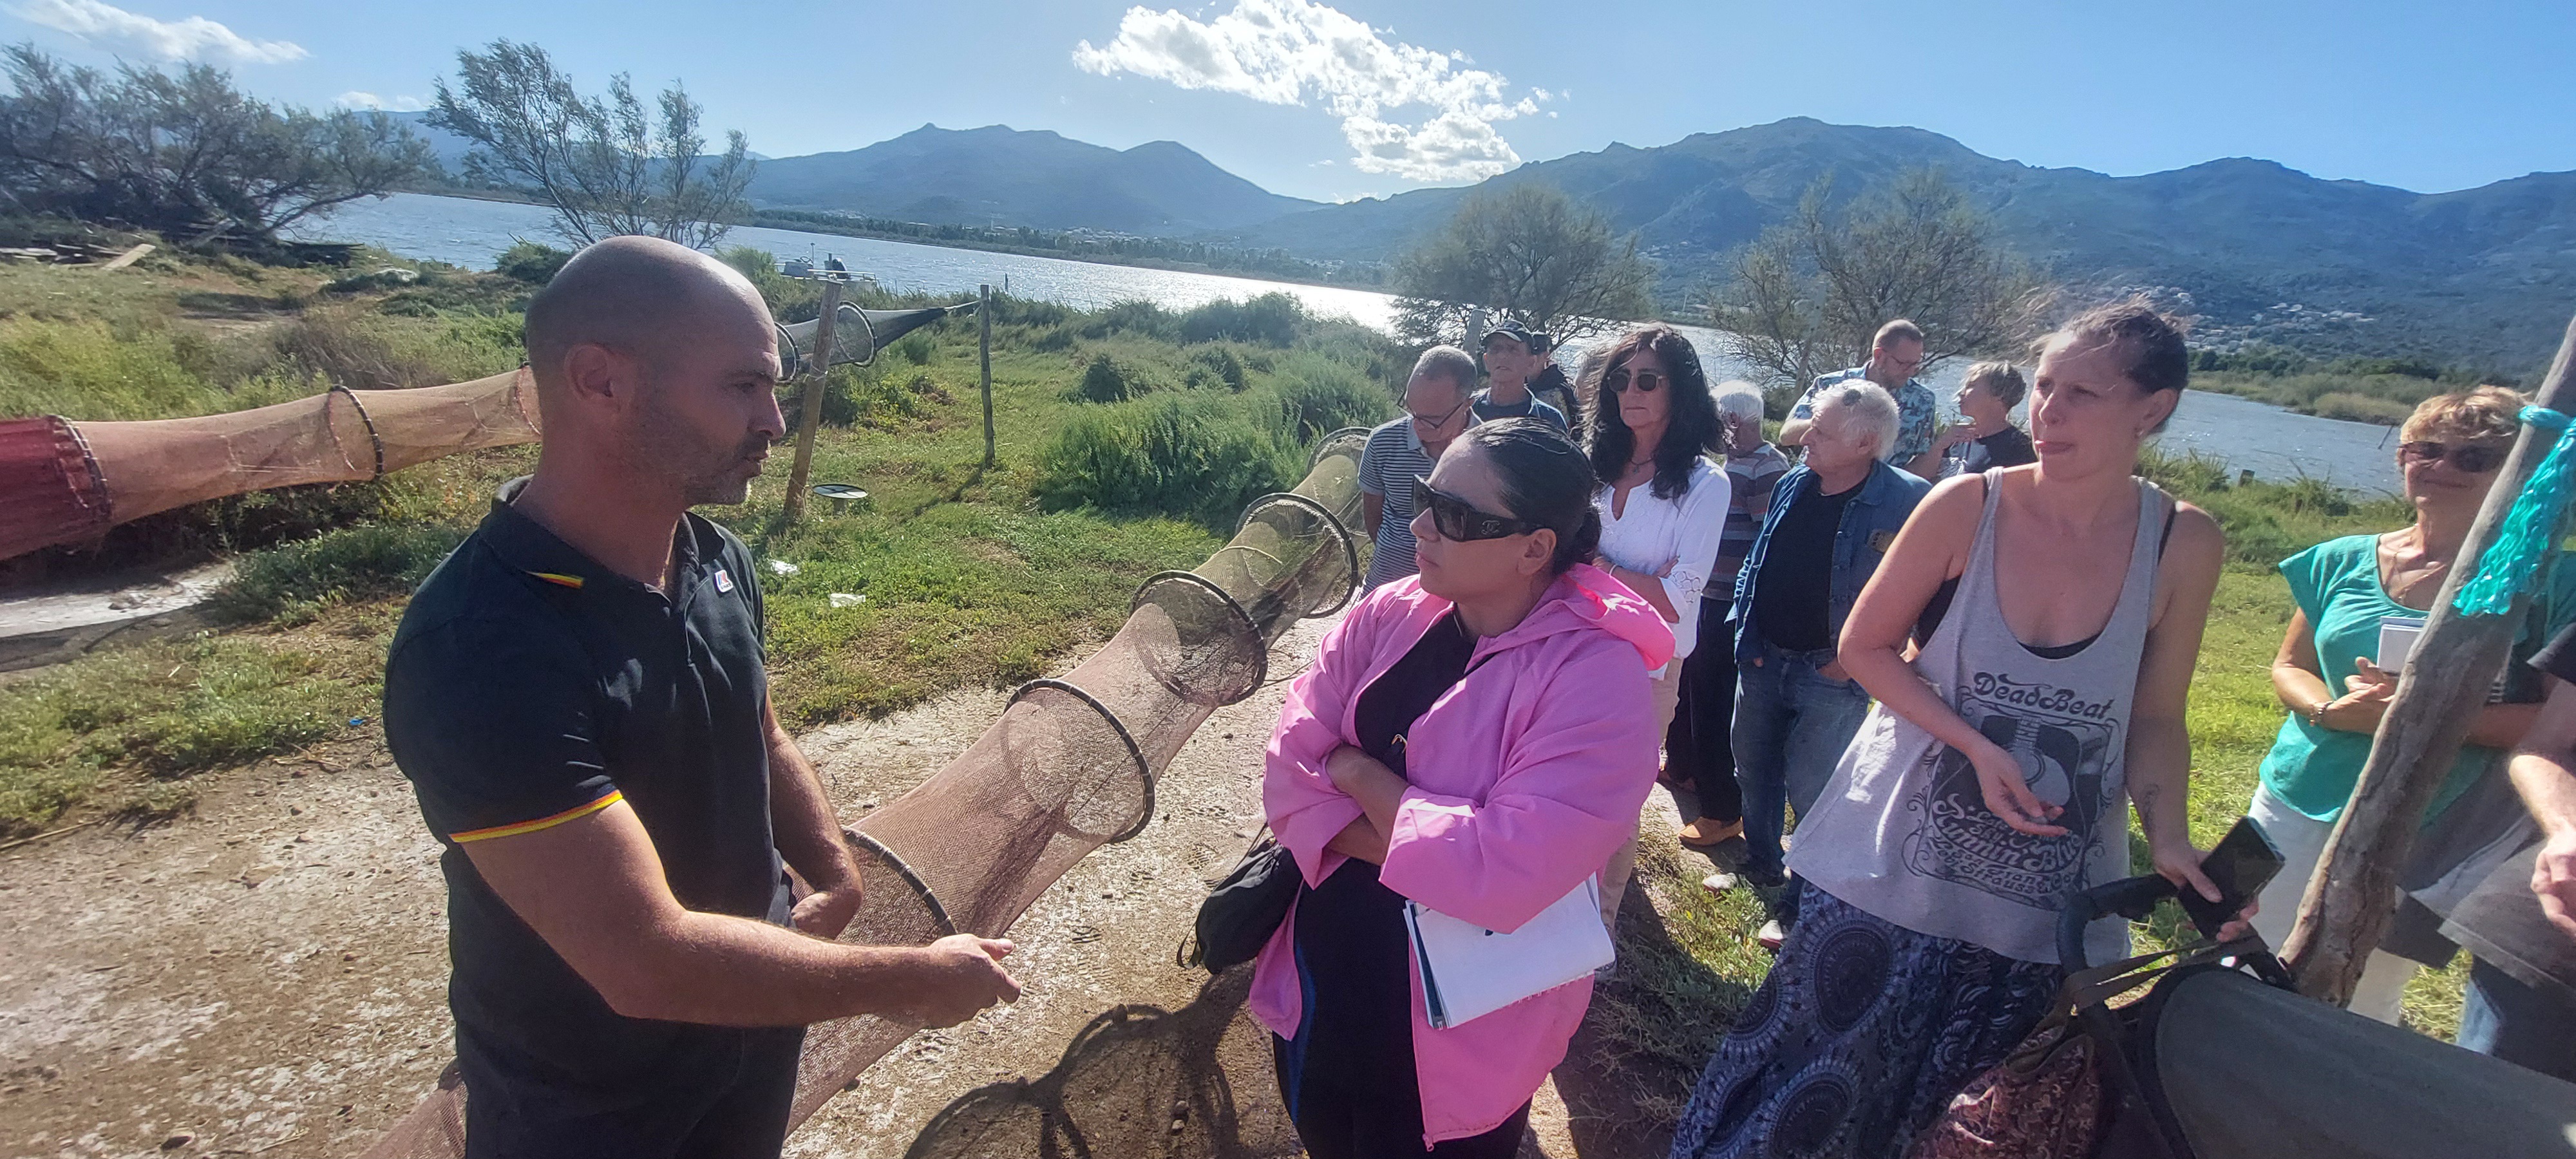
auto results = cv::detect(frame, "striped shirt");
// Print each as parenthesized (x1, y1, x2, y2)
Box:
(1358, 415, 1455, 590)
(1718, 443, 1794, 589)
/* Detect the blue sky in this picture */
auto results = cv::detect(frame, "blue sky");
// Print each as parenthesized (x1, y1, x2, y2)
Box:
(5, 0, 2570, 203)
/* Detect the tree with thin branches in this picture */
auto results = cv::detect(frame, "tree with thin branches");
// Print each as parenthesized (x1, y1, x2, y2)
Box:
(1391, 183, 1654, 346)
(1709, 169, 2050, 399)
(0, 44, 429, 248)
(431, 40, 753, 250)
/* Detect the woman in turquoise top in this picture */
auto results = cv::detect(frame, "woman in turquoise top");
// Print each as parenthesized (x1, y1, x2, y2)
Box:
(2250, 386, 2576, 1021)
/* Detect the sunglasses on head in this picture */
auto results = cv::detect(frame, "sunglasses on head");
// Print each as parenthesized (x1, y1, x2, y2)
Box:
(1412, 476, 1544, 542)
(1606, 368, 1665, 393)
(2398, 440, 2509, 473)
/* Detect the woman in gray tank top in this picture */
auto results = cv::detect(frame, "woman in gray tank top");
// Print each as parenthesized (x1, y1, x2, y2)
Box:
(1672, 301, 2247, 1159)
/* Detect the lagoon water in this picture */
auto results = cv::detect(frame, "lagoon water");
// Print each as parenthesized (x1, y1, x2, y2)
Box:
(298, 193, 2401, 495)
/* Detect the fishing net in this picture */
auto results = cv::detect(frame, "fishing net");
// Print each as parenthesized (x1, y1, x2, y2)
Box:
(0, 300, 968, 564)
(775, 304, 967, 376)
(366, 425, 1372, 1156)
(0, 369, 544, 561)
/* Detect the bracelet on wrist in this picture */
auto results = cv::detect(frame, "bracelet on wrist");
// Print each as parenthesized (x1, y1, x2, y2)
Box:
(2305, 701, 2329, 729)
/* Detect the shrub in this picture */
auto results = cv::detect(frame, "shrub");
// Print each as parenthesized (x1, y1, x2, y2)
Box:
(1267, 355, 1391, 441)
(2310, 391, 2415, 426)
(1074, 353, 1156, 403)
(1191, 345, 1248, 391)
(1179, 292, 1305, 346)
(1036, 393, 1298, 527)
(1081, 299, 1179, 341)
(495, 240, 573, 284)
(209, 522, 466, 624)
(892, 330, 935, 366)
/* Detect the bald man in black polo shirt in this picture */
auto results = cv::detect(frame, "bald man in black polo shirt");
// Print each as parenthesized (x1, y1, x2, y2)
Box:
(383, 236, 1017, 1159)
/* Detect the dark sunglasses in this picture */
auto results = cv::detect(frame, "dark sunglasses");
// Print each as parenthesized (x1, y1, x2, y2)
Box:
(2398, 440, 2510, 473)
(1412, 476, 1544, 542)
(1605, 368, 1665, 394)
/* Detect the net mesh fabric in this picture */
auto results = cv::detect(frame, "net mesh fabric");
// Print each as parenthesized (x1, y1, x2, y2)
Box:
(367, 427, 1371, 1156)
(66, 368, 542, 529)
(0, 302, 964, 565)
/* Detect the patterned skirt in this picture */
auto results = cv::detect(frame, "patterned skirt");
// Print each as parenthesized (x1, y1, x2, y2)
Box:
(1669, 887, 2065, 1159)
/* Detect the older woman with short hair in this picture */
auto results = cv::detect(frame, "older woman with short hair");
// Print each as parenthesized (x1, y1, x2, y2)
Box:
(2244, 385, 2576, 1022)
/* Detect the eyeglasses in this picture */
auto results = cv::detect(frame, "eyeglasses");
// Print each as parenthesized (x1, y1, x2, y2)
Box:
(1606, 368, 1665, 394)
(2398, 440, 2510, 473)
(1412, 476, 1544, 542)
(1408, 397, 1471, 429)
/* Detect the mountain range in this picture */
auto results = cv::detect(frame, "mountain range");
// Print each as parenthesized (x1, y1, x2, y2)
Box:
(395, 111, 2576, 373)
(1209, 118, 2576, 374)
(745, 124, 1318, 236)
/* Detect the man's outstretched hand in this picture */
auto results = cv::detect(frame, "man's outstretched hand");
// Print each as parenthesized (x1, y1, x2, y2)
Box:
(904, 935, 1021, 1028)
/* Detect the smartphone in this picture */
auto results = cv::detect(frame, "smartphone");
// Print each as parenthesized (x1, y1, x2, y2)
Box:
(2179, 816, 2286, 939)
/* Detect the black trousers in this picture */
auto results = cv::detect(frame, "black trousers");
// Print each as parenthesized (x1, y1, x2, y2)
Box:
(460, 1024, 805, 1159)
(1274, 860, 1531, 1158)
(1271, 1033, 1531, 1158)
(1667, 599, 1743, 824)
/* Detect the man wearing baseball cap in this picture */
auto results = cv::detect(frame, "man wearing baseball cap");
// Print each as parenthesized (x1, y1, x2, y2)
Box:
(1474, 320, 1569, 435)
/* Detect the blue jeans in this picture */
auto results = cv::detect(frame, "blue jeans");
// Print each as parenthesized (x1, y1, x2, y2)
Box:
(1732, 638, 1875, 880)
(2458, 958, 2576, 1083)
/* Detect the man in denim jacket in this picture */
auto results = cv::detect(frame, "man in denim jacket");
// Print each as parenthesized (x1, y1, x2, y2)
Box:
(1728, 382, 1930, 898)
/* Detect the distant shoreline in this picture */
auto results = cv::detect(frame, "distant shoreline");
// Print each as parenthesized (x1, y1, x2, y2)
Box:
(737, 213, 1385, 297)
(391, 185, 1388, 297)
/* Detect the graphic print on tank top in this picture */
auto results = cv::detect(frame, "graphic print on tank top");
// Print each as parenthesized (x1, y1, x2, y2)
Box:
(1903, 674, 2122, 909)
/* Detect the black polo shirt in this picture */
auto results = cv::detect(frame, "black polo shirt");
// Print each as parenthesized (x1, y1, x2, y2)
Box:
(383, 477, 790, 1104)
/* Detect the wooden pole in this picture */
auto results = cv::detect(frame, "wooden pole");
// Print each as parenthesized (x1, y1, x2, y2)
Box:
(979, 283, 996, 469)
(2283, 312, 2576, 1004)
(782, 278, 843, 522)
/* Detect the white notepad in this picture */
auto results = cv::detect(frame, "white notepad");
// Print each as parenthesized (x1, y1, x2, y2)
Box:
(1404, 876, 1615, 1030)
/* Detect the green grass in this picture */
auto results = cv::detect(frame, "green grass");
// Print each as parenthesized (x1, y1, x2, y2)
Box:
(0, 633, 374, 829)
(0, 242, 1405, 835)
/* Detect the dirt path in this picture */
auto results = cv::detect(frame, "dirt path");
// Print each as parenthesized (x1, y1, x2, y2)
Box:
(0, 610, 1685, 1159)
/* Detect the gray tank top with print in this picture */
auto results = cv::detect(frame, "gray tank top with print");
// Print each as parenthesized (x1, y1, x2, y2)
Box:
(1790, 470, 2169, 966)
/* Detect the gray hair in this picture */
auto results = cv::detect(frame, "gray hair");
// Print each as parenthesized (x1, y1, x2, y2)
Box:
(1410, 345, 1477, 395)
(1711, 380, 1766, 425)
(1815, 381, 1900, 460)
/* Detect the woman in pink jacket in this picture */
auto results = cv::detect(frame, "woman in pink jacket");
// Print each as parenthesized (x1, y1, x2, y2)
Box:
(1253, 419, 1675, 1156)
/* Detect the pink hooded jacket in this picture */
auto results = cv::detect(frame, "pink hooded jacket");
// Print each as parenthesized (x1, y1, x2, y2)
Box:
(1251, 563, 1673, 1147)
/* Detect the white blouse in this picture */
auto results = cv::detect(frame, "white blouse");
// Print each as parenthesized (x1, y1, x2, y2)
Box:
(1595, 456, 1730, 675)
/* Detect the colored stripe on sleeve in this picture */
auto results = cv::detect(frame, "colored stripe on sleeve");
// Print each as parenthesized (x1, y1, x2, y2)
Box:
(529, 571, 585, 590)
(449, 790, 623, 843)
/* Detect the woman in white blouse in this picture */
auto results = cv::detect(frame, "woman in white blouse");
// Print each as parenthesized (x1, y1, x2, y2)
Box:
(1587, 325, 1732, 929)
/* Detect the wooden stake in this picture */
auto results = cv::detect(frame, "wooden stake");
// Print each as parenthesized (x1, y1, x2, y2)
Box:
(782, 278, 844, 522)
(2284, 312, 2576, 1004)
(980, 284, 996, 469)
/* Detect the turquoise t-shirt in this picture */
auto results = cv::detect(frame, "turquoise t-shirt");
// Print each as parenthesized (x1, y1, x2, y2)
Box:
(2256, 534, 2576, 822)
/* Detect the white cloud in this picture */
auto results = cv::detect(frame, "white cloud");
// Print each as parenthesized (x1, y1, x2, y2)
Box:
(337, 91, 427, 112)
(5, 0, 305, 65)
(1072, 0, 1546, 184)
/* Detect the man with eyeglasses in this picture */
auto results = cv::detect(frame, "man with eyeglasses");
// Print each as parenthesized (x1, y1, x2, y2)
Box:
(1359, 346, 1479, 591)
(1779, 319, 1944, 482)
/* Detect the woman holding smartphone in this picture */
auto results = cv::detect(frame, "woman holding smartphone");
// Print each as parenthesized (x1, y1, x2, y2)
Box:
(2244, 386, 2576, 1021)
(1672, 300, 2242, 1159)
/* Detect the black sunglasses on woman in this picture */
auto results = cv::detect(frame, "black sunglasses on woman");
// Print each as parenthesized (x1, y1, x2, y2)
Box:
(1412, 476, 1544, 541)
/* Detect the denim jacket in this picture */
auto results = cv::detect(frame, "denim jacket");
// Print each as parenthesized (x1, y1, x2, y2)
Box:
(1730, 458, 1931, 663)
